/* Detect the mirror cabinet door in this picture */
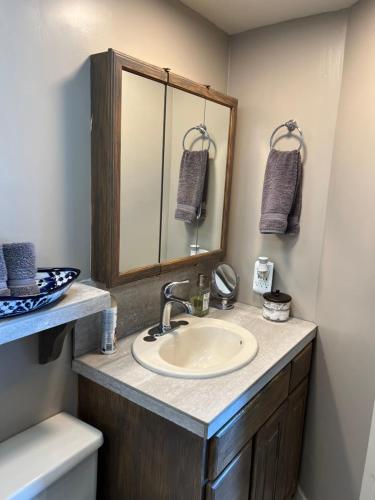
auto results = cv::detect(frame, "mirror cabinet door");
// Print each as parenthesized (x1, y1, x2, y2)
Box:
(195, 99, 231, 254)
(160, 87, 203, 262)
(160, 87, 230, 262)
(119, 75, 232, 275)
(119, 70, 165, 273)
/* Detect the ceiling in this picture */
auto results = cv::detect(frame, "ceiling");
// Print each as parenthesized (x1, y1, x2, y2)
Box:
(180, 0, 358, 34)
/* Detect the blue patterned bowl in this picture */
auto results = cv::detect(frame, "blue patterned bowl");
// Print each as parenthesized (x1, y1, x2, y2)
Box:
(0, 267, 81, 319)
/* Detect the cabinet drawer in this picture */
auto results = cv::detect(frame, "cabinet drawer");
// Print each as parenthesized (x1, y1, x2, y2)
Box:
(207, 364, 290, 479)
(206, 441, 252, 500)
(289, 343, 312, 392)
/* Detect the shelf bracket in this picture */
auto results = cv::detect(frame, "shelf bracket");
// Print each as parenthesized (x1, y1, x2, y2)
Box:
(38, 321, 76, 365)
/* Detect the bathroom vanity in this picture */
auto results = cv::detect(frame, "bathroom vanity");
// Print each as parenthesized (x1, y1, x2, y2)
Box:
(74, 303, 316, 500)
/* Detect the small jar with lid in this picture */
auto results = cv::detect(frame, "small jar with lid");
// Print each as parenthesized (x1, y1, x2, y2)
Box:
(263, 290, 292, 322)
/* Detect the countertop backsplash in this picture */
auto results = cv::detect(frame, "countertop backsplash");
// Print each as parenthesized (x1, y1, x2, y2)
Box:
(73, 259, 219, 358)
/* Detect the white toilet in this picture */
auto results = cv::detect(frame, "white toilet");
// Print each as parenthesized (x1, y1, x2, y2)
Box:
(0, 412, 103, 500)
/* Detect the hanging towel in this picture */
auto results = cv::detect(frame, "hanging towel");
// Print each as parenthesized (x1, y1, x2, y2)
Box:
(3, 242, 39, 296)
(175, 149, 208, 223)
(0, 246, 10, 296)
(259, 149, 303, 234)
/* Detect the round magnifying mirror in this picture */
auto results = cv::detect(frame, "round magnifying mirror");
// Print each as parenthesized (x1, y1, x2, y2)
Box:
(211, 263, 239, 310)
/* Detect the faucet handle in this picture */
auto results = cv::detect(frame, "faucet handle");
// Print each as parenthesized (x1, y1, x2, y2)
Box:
(163, 280, 190, 299)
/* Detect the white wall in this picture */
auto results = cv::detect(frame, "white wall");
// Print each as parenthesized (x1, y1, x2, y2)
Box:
(300, 0, 375, 498)
(0, 0, 229, 442)
(227, 11, 348, 320)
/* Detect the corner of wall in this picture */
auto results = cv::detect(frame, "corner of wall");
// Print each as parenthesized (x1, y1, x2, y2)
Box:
(312, 7, 350, 322)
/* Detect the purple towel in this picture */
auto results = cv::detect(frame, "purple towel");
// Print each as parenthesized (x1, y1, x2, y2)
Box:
(0, 246, 10, 296)
(3, 242, 39, 296)
(175, 150, 208, 224)
(260, 149, 303, 234)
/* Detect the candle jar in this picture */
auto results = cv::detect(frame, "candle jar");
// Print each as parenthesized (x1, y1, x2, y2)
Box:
(263, 290, 292, 322)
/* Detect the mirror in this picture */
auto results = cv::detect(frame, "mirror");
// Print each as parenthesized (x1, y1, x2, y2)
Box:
(91, 50, 237, 286)
(160, 87, 230, 262)
(119, 71, 165, 273)
(211, 263, 239, 310)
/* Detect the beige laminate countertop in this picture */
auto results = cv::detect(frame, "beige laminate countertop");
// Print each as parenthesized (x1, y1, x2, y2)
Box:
(72, 302, 316, 438)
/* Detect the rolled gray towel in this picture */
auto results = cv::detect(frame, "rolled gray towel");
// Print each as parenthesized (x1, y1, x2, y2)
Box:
(0, 245, 10, 296)
(3, 242, 39, 296)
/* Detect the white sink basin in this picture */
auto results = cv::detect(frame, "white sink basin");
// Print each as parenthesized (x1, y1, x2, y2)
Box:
(132, 316, 258, 379)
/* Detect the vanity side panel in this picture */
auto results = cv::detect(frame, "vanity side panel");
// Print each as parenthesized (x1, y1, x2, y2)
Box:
(78, 376, 207, 500)
(289, 343, 312, 392)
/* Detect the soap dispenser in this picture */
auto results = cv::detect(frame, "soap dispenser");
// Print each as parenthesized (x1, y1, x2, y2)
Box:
(191, 274, 210, 317)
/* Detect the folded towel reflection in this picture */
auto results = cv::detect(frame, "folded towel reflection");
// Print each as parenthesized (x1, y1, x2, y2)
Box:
(3, 242, 39, 296)
(259, 149, 303, 234)
(0, 246, 10, 297)
(175, 149, 208, 224)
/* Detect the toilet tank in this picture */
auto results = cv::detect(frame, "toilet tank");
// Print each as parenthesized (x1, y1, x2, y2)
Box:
(0, 412, 103, 500)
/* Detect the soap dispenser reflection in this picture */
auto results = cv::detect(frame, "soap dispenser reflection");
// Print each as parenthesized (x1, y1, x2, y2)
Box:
(253, 257, 274, 294)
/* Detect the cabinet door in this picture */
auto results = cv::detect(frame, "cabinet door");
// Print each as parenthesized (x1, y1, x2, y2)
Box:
(250, 401, 287, 500)
(206, 440, 252, 500)
(283, 379, 309, 499)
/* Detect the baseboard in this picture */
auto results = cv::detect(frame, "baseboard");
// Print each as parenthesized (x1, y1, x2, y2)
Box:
(294, 486, 308, 500)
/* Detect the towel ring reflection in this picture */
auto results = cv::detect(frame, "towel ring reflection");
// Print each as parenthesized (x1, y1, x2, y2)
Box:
(183, 124, 211, 151)
(270, 119, 303, 151)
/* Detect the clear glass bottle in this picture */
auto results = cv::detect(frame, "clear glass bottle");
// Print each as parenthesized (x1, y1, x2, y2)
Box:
(191, 274, 210, 317)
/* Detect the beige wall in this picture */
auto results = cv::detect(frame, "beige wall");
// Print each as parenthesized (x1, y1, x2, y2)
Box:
(228, 4, 375, 498)
(300, 0, 375, 498)
(3, 3, 374, 498)
(0, 0, 228, 442)
(227, 11, 348, 320)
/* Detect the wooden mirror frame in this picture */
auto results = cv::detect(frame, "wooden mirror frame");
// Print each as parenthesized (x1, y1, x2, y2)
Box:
(91, 49, 238, 288)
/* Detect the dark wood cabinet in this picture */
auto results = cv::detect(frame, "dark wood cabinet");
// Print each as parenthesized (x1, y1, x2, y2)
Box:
(206, 441, 252, 500)
(250, 402, 288, 500)
(78, 342, 313, 500)
(207, 365, 290, 479)
(283, 378, 309, 499)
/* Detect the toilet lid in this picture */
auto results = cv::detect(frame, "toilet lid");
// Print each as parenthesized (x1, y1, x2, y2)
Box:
(0, 412, 103, 499)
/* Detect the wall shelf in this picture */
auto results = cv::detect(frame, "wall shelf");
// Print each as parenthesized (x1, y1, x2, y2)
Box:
(0, 283, 110, 350)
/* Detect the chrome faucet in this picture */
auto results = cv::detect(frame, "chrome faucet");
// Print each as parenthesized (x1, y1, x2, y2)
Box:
(149, 280, 194, 336)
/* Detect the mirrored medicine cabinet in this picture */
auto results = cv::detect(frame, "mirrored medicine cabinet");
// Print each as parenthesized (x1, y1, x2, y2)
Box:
(91, 49, 238, 287)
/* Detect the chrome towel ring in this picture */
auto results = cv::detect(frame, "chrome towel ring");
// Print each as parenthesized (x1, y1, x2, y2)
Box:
(269, 119, 303, 151)
(182, 124, 211, 151)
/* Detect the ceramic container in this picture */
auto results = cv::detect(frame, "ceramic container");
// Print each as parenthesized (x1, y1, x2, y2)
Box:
(0, 268, 80, 319)
(263, 290, 292, 322)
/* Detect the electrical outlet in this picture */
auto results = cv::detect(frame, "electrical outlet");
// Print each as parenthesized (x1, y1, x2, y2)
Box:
(253, 257, 274, 294)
